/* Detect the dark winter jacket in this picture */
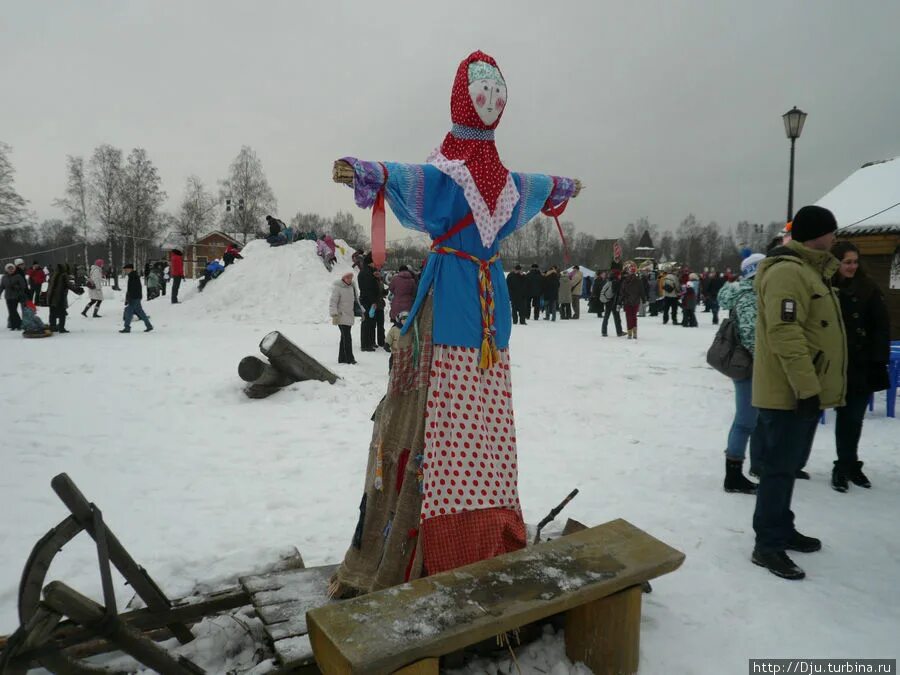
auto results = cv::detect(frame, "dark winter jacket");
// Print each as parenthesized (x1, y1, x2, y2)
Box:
(358, 266, 381, 308)
(542, 271, 560, 301)
(707, 275, 726, 300)
(125, 270, 143, 302)
(46, 266, 83, 309)
(268, 218, 281, 236)
(506, 271, 527, 303)
(619, 274, 646, 307)
(681, 288, 697, 311)
(388, 270, 417, 320)
(834, 274, 890, 394)
(526, 268, 544, 298)
(1, 271, 28, 302)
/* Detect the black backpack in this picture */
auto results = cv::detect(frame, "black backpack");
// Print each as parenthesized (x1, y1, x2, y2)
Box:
(706, 317, 753, 379)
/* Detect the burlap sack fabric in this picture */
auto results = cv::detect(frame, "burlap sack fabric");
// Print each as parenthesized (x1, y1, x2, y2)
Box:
(330, 296, 434, 598)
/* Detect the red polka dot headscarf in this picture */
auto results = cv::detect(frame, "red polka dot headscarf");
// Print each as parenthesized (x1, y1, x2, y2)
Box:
(440, 50, 510, 216)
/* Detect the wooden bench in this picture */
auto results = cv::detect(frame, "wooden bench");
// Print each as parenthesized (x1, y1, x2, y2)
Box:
(306, 518, 685, 675)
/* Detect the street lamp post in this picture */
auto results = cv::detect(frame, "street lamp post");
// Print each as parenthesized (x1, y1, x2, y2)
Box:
(782, 106, 808, 222)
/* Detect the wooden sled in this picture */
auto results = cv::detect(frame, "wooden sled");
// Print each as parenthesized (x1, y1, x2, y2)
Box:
(0, 474, 331, 674)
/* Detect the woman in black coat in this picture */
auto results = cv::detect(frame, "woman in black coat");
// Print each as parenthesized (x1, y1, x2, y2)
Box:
(830, 241, 891, 492)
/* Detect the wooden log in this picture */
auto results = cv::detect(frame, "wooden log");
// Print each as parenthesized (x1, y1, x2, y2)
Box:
(240, 355, 298, 399)
(260, 331, 338, 385)
(564, 585, 642, 675)
(239, 356, 296, 387)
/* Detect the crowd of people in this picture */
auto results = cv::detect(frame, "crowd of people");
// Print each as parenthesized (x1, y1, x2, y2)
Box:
(503, 260, 734, 339)
(328, 252, 419, 365)
(0, 242, 242, 334)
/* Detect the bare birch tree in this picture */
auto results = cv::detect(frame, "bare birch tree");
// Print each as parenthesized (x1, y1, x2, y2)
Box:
(0, 142, 29, 229)
(88, 144, 125, 271)
(219, 146, 277, 243)
(120, 148, 166, 267)
(54, 155, 91, 268)
(177, 175, 217, 247)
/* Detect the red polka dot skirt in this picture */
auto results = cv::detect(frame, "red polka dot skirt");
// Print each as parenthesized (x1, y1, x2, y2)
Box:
(419, 345, 526, 574)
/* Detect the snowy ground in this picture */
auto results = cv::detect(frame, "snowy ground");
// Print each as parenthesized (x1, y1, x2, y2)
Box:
(1, 243, 898, 673)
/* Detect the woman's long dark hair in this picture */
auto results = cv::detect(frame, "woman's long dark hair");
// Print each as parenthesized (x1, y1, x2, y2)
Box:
(831, 240, 873, 290)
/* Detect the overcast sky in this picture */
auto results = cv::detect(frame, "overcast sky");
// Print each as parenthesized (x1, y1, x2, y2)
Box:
(3, 0, 900, 241)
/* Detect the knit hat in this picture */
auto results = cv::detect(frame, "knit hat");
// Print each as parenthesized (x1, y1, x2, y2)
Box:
(122, 262, 134, 270)
(790, 205, 837, 242)
(14, 258, 24, 266)
(5, 263, 15, 272)
(740, 253, 765, 279)
(95, 259, 105, 267)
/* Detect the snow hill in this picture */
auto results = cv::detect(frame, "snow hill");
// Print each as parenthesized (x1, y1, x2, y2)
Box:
(191, 239, 356, 324)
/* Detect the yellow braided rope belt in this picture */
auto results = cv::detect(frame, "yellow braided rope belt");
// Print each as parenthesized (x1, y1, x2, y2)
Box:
(431, 246, 502, 369)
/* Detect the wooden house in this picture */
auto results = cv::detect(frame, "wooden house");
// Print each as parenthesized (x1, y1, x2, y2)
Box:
(817, 157, 900, 339)
(161, 231, 244, 279)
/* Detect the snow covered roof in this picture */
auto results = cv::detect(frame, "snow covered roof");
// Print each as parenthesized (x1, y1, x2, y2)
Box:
(816, 157, 900, 235)
(160, 230, 247, 250)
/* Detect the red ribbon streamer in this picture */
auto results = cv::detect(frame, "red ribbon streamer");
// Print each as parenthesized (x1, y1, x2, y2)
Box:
(371, 163, 388, 268)
(542, 198, 571, 264)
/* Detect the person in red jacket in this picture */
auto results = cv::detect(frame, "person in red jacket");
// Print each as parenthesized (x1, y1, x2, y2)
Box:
(223, 244, 244, 266)
(26, 261, 46, 304)
(170, 249, 184, 304)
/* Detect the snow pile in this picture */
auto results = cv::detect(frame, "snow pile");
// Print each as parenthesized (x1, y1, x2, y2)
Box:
(191, 239, 356, 324)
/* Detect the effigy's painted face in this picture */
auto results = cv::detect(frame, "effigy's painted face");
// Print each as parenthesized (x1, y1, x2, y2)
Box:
(468, 76, 507, 126)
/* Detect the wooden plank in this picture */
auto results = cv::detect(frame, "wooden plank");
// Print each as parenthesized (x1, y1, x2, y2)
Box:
(242, 565, 337, 662)
(394, 658, 439, 675)
(565, 585, 642, 675)
(307, 519, 684, 675)
(242, 565, 336, 597)
(274, 634, 316, 668)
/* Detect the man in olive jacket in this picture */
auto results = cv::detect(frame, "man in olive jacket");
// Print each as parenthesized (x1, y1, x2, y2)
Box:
(751, 205, 846, 580)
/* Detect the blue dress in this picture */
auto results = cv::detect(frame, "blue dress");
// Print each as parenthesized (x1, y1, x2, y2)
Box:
(346, 159, 572, 349)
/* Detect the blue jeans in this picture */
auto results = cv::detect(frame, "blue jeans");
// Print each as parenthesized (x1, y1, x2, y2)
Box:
(123, 299, 152, 331)
(726, 377, 762, 468)
(752, 409, 819, 552)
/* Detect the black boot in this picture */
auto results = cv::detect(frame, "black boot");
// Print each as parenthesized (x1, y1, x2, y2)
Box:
(81, 306, 89, 317)
(752, 549, 805, 580)
(795, 469, 810, 480)
(724, 458, 757, 494)
(831, 466, 848, 493)
(786, 531, 821, 553)
(93, 301, 102, 318)
(848, 461, 871, 488)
